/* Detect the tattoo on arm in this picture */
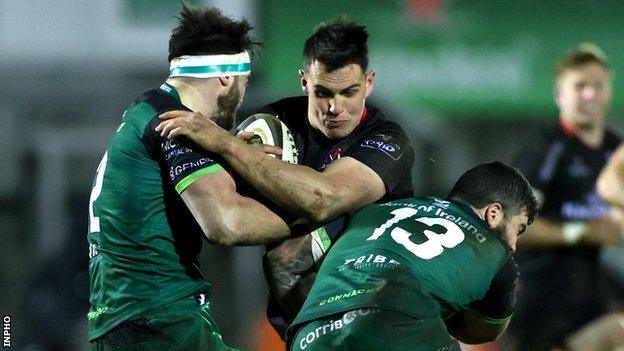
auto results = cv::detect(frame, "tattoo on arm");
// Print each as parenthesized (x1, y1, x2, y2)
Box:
(264, 234, 317, 320)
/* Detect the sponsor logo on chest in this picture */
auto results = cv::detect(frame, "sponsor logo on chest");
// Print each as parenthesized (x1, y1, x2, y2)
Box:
(360, 134, 404, 160)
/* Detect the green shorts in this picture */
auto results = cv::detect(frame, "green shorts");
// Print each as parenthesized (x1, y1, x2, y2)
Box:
(91, 292, 238, 351)
(290, 308, 460, 351)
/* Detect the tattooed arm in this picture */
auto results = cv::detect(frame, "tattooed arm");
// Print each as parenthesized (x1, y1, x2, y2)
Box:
(263, 215, 348, 338)
(264, 235, 318, 321)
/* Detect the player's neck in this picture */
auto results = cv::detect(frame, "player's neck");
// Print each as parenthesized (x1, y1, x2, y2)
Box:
(450, 198, 484, 221)
(578, 130, 604, 149)
(560, 117, 605, 148)
(167, 78, 218, 117)
(572, 124, 604, 149)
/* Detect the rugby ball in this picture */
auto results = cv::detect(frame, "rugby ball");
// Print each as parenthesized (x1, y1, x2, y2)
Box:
(236, 113, 299, 164)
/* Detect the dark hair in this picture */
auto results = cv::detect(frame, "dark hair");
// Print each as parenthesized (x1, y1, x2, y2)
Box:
(555, 43, 610, 79)
(302, 17, 369, 72)
(168, 4, 260, 62)
(448, 161, 538, 224)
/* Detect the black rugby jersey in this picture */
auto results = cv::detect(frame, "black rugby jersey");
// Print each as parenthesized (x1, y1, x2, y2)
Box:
(254, 96, 415, 337)
(513, 122, 620, 321)
(254, 96, 415, 201)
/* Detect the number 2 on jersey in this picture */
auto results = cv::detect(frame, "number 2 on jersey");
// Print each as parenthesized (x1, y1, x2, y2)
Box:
(89, 152, 108, 233)
(367, 208, 465, 259)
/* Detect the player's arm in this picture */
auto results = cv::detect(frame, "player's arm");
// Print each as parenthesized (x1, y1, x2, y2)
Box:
(148, 114, 293, 246)
(263, 234, 317, 319)
(446, 308, 508, 344)
(598, 143, 624, 208)
(513, 144, 624, 248)
(263, 214, 348, 337)
(157, 110, 387, 222)
(518, 213, 624, 248)
(227, 153, 385, 222)
(181, 169, 292, 246)
(217, 138, 386, 222)
(565, 312, 624, 351)
(445, 256, 518, 344)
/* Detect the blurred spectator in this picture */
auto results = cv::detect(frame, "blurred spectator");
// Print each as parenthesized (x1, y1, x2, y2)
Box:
(502, 43, 624, 351)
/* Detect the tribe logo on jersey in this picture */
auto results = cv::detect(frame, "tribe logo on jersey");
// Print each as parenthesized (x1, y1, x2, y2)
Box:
(361, 134, 405, 161)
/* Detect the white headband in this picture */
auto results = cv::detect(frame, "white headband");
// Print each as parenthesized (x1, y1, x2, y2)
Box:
(169, 51, 251, 78)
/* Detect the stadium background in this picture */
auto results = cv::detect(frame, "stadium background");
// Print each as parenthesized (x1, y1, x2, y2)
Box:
(2, 0, 624, 349)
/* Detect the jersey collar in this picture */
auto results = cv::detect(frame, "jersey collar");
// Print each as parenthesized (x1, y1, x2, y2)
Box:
(159, 83, 181, 102)
(358, 106, 368, 127)
(450, 199, 487, 226)
(559, 116, 576, 137)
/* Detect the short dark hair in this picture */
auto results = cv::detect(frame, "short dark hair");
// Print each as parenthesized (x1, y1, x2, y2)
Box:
(555, 43, 610, 79)
(168, 4, 260, 62)
(448, 161, 538, 224)
(302, 17, 369, 73)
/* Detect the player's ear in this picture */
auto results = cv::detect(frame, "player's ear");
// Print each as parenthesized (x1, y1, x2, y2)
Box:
(365, 69, 376, 98)
(299, 69, 309, 95)
(484, 203, 504, 229)
(218, 76, 231, 87)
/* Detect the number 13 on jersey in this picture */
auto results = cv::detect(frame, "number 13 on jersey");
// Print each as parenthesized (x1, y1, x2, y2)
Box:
(367, 208, 465, 259)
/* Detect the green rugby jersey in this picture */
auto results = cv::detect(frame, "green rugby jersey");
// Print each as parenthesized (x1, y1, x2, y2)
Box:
(291, 197, 510, 329)
(87, 84, 223, 340)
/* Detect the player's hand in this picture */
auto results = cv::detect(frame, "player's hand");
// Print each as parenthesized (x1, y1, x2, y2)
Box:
(235, 130, 284, 158)
(156, 110, 229, 153)
(236, 130, 255, 141)
(583, 210, 624, 246)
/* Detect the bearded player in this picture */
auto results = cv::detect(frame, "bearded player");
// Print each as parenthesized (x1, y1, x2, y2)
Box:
(289, 162, 537, 351)
(87, 5, 302, 350)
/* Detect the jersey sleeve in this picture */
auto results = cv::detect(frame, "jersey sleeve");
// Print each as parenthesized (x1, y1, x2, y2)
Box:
(142, 115, 225, 194)
(347, 131, 415, 194)
(513, 135, 567, 212)
(514, 138, 564, 193)
(469, 255, 519, 323)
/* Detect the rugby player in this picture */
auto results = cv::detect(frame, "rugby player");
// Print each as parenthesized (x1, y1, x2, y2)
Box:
(156, 18, 416, 336)
(506, 43, 624, 351)
(288, 162, 537, 350)
(88, 5, 296, 350)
